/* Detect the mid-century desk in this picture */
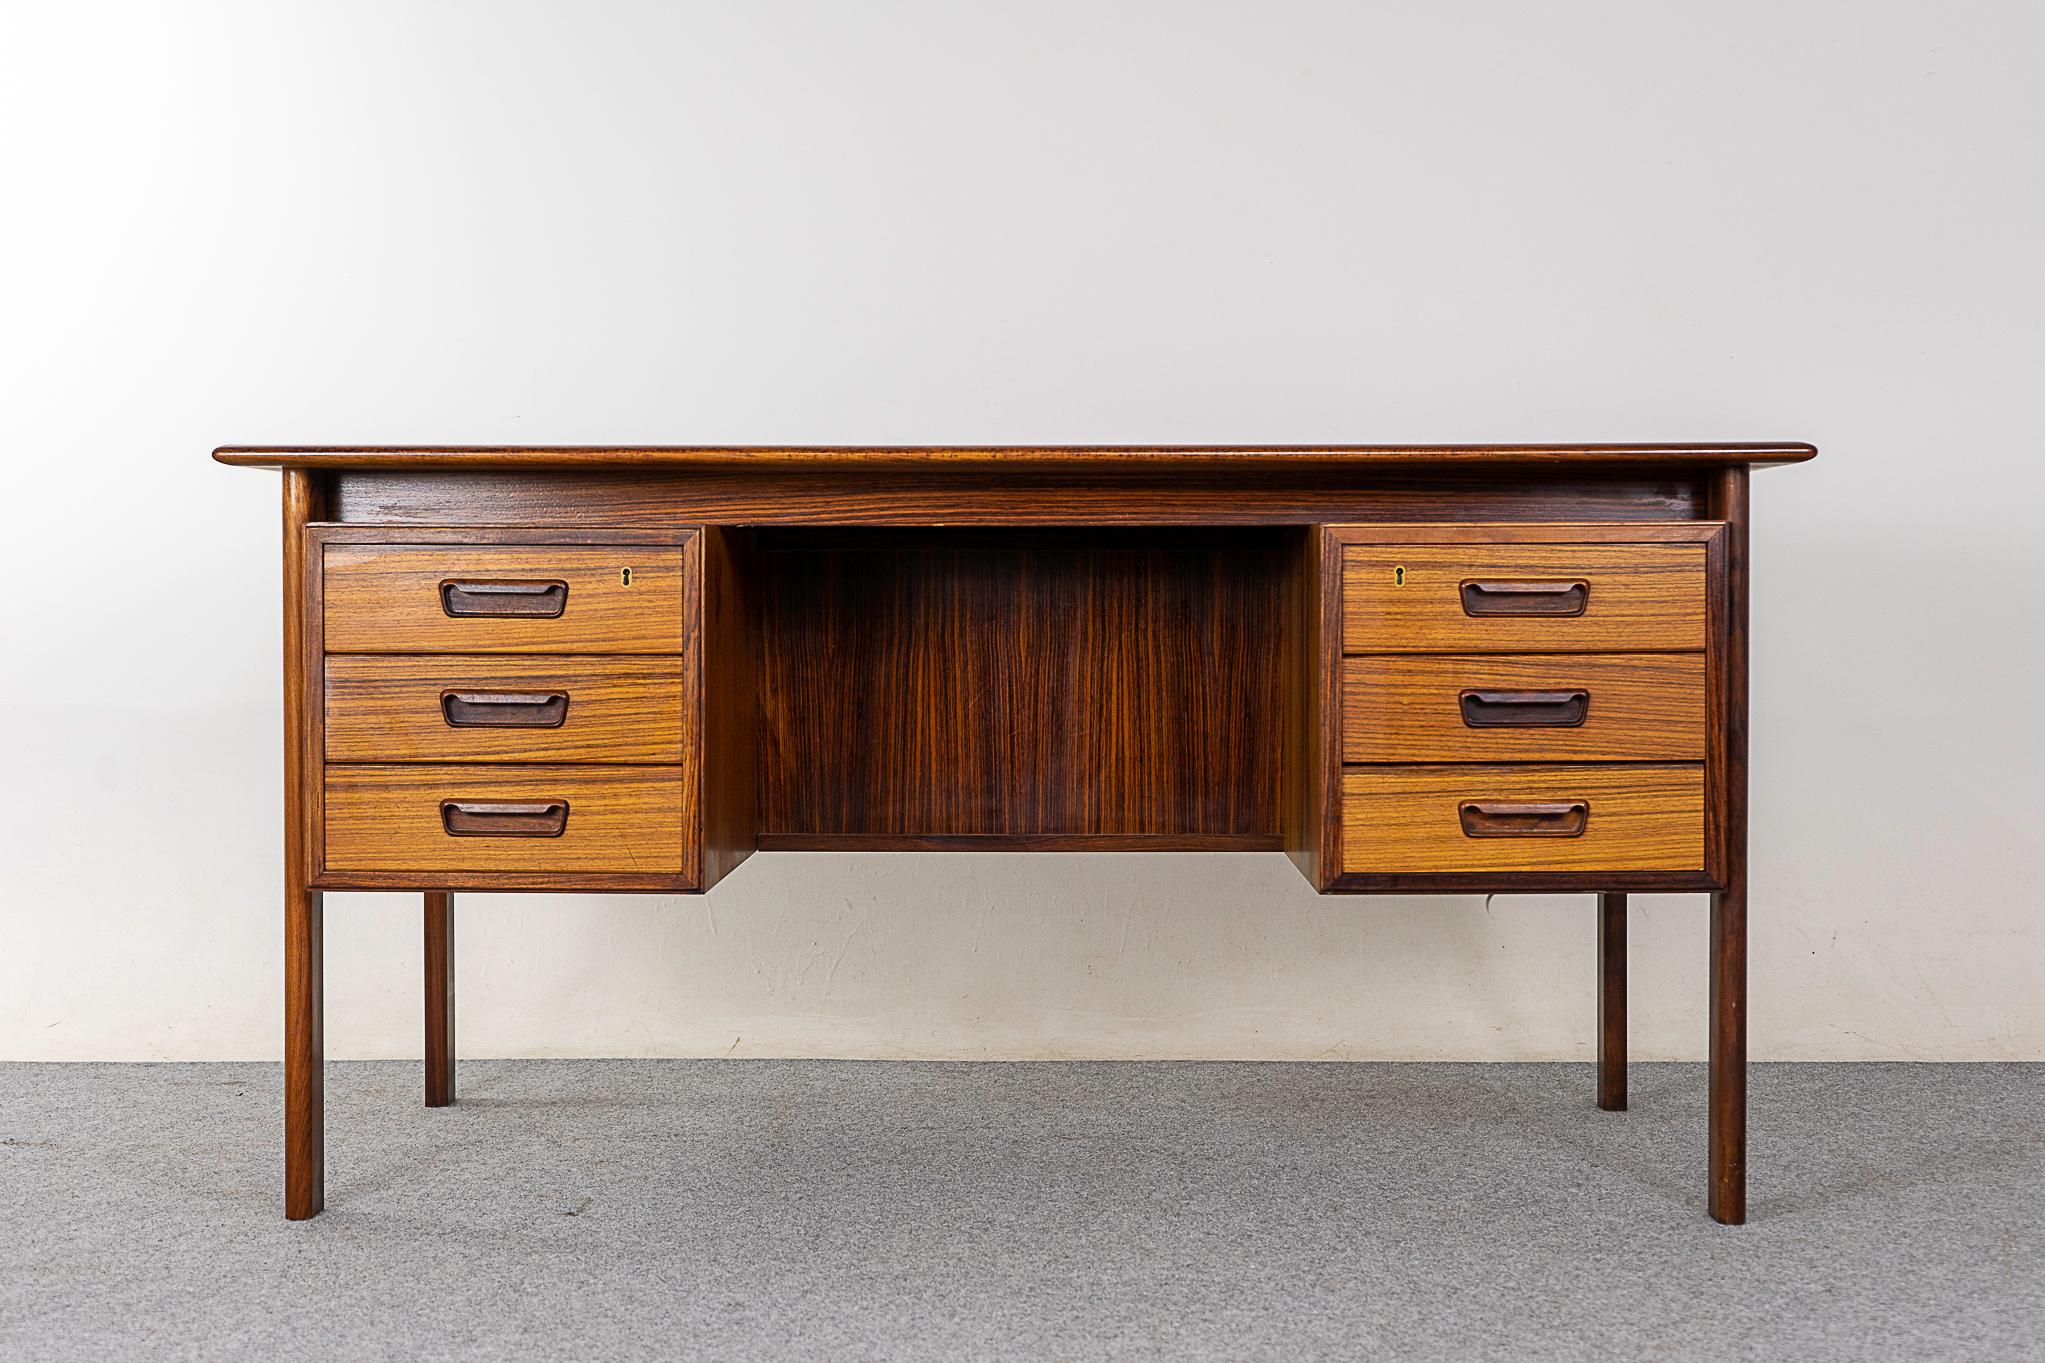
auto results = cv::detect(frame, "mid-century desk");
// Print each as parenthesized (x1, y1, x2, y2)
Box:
(216, 443, 1814, 1224)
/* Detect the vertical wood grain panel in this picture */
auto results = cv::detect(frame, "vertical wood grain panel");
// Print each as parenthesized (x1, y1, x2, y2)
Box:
(697, 526, 759, 887)
(758, 529, 1283, 841)
(1282, 526, 1335, 886)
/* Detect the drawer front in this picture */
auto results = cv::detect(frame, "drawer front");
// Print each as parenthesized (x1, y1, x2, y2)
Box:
(1340, 764, 1704, 873)
(1342, 654, 1705, 762)
(326, 656, 686, 764)
(325, 765, 690, 874)
(324, 543, 690, 654)
(1341, 542, 1706, 653)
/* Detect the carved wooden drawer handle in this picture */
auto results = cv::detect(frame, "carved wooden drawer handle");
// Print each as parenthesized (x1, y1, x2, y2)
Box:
(1458, 688, 1590, 728)
(1459, 580, 1588, 617)
(440, 691, 571, 729)
(1458, 800, 1589, 838)
(439, 579, 569, 619)
(439, 800, 570, 838)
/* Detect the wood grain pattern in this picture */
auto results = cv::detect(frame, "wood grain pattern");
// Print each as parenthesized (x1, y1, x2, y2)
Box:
(325, 765, 691, 875)
(1341, 654, 1705, 762)
(323, 468, 1711, 528)
(1342, 542, 1707, 654)
(322, 542, 690, 654)
(423, 891, 454, 1108)
(1339, 765, 1704, 874)
(758, 529, 1282, 840)
(215, 443, 1819, 469)
(324, 655, 685, 763)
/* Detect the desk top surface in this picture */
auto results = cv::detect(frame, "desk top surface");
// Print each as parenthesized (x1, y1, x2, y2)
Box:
(215, 443, 1816, 471)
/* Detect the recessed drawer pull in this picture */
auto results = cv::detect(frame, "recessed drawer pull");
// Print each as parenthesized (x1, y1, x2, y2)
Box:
(1459, 579, 1588, 617)
(439, 799, 570, 838)
(1458, 688, 1590, 729)
(439, 579, 569, 619)
(1458, 800, 1589, 838)
(440, 691, 571, 729)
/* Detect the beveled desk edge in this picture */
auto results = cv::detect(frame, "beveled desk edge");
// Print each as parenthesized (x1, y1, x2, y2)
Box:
(217, 442, 1818, 470)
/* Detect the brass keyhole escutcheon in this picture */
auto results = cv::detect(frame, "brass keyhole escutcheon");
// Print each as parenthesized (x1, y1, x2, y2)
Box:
(1394, 565, 1405, 586)
(620, 567, 633, 587)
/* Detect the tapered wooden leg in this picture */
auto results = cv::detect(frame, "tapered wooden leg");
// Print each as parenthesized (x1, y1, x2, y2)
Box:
(1597, 892, 1627, 1111)
(284, 883, 324, 1219)
(424, 892, 455, 1107)
(282, 469, 326, 1220)
(1708, 463, 1750, 1225)
(1709, 880, 1747, 1223)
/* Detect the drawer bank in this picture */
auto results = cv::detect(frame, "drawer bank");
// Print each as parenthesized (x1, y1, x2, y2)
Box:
(216, 443, 1814, 1223)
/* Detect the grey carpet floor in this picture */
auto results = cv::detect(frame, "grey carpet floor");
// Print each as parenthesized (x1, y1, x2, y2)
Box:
(1, 1062, 2040, 1362)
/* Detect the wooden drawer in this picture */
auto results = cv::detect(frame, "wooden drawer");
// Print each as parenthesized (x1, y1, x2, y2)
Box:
(1342, 654, 1705, 762)
(324, 765, 690, 875)
(1339, 764, 1704, 873)
(325, 656, 685, 764)
(323, 542, 690, 654)
(1341, 541, 1705, 653)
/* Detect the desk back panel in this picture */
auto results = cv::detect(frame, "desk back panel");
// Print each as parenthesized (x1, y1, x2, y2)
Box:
(755, 528, 1287, 847)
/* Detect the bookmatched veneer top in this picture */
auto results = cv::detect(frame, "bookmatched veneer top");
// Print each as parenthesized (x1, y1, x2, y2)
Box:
(214, 443, 1816, 471)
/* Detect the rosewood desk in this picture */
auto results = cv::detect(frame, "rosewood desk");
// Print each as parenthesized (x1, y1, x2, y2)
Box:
(215, 443, 1815, 1223)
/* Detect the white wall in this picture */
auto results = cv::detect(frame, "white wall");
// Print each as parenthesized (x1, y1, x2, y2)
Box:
(4, 0, 2041, 1063)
